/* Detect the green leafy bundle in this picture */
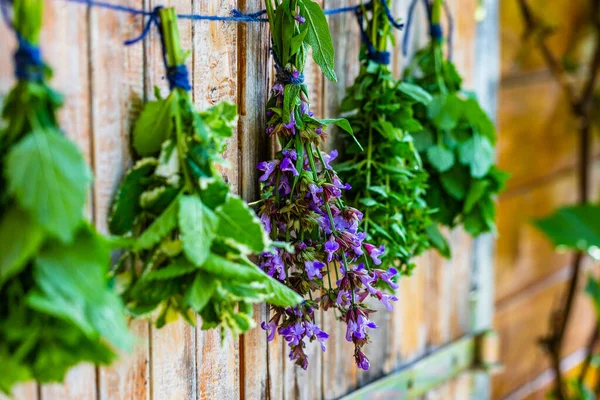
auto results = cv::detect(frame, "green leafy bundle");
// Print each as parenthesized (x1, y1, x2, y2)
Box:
(403, 1, 509, 239)
(337, 1, 440, 273)
(109, 8, 302, 336)
(0, 0, 133, 393)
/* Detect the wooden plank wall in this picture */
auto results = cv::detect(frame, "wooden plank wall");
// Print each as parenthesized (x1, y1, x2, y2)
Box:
(0, 0, 494, 399)
(493, 0, 600, 398)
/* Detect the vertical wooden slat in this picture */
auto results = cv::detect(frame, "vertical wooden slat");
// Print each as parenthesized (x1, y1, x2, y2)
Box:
(39, 1, 95, 398)
(89, 1, 150, 399)
(237, 0, 271, 398)
(190, 2, 240, 400)
(144, 2, 197, 400)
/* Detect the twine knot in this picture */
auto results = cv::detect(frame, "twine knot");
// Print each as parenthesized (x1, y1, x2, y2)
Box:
(166, 64, 191, 91)
(430, 23, 443, 40)
(14, 37, 44, 81)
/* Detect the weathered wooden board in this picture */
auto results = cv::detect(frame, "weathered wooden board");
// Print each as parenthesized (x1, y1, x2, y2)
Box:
(0, 0, 496, 398)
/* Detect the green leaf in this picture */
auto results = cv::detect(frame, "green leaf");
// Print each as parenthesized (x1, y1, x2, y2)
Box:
(215, 195, 269, 254)
(464, 180, 490, 213)
(290, 28, 308, 56)
(585, 276, 600, 317)
(28, 224, 133, 352)
(440, 166, 470, 200)
(283, 84, 301, 124)
(428, 94, 463, 131)
(0, 207, 45, 287)
(426, 224, 451, 258)
(458, 135, 494, 178)
(179, 195, 218, 266)
(134, 195, 180, 251)
(108, 158, 158, 235)
(132, 94, 175, 157)
(397, 82, 433, 104)
(427, 144, 455, 172)
(318, 118, 362, 151)
(200, 253, 265, 282)
(5, 128, 91, 243)
(184, 271, 216, 312)
(534, 205, 600, 255)
(142, 260, 198, 281)
(299, 0, 337, 82)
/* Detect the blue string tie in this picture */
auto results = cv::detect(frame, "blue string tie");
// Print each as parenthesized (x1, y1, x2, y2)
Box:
(167, 64, 191, 91)
(430, 23, 443, 40)
(275, 64, 305, 85)
(15, 37, 44, 82)
(402, 0, 454, 60)
(124, 6, 191, 91)
(354, 1, 402, 66)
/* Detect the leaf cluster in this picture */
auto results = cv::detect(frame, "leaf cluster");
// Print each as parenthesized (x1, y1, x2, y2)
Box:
(109, 86, 301, 336)
(338, 60, 437, 273)
(0, 1, 132, 392)
(266, 0, 337, 81)
(404, 42, 509, 238)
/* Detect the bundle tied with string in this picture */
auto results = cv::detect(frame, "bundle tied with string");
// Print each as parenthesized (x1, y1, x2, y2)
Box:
(337, 0, 440, 276)
(0, 0, 134, 393)
(107, 6, 302, 334)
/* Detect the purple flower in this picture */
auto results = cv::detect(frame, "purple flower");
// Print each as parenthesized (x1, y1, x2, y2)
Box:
(257, 160, 278, 182)
(278, 174, 291, 196)
(260, 212, 272, 234)
(280, 156, 299, 176)
(261, 321, 277, 342)
(336, 289, 352, 308)
(305, 322, 329, 351)
(324, 236, 339, 262)
(355, 350, 370, 370)
(307, 183, 323, 206)
(280, 322, 305, 346)
(315, 125, 323, 135)
(364, 243, 385, 265)
(261, 250, 286, 281)
(304, 260, 325, 281)
(272, 83, 284, 96)
(300, 101, 310, 115)
(283, 113, 296, 135)
(322, 150, 338, 170)
(377, 292, 399, 312)
(332, 175, 351, 191)
(294, 13, 306, 24)
(266, 124, 275, 135)
(375, 267, 399, 290)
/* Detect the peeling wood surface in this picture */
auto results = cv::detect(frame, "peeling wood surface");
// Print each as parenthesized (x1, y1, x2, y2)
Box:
(0, 0, 495, 398)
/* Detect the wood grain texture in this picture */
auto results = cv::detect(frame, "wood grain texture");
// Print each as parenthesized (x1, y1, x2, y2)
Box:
(88, 1, 150, 399)
(321, 0, 362, 398)
(144, 2, 197, 400)
(236, 1, 271, 399)
(191, 1, 241, 399)
(39, 0, 95, 398)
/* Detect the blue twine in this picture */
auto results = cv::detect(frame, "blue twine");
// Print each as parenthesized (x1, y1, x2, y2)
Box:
(355, 0, 405, 65)
(1, 0, 45, 81)
(124, 6, 191, 91)
(14, 36, 44, 81)
(61, 0, 366, 23)
(402, 0, 453, 60)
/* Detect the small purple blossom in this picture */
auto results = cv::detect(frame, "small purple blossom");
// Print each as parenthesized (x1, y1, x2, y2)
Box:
(324, 236, 340, 262)
(355, 350, 370, 370)
(364, 243, 385, 265)
(280, 156, 299, 176)
(321, 150, 338, 170)
(257, 160, 278, 182)
(261, 321, 277, 342)
(294, 13, 306, 24)
(304, 260, 325, 281)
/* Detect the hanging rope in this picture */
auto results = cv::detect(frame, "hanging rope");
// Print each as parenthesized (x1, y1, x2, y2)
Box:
(354, 0, 405, 65)
(125, 6, 191, 91)
(402, 0, 454, 60)
(1, 0, 45, 81)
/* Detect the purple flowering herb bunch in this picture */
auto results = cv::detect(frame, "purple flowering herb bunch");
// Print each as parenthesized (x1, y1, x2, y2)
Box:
(257, 0, 399, 371)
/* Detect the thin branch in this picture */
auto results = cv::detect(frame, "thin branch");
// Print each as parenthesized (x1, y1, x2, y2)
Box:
(579, 325, 599, 382)
(516, 0, 578, 108)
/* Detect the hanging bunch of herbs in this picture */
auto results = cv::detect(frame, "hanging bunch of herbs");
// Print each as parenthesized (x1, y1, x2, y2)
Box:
(337, 0, 444, 276)
(108, 8, 302, 336)
(403, 0, 509, 240)
(257, 0, 398, 371)
(0, 0, 133, 393)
